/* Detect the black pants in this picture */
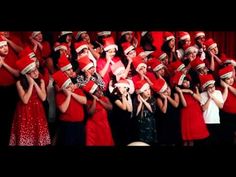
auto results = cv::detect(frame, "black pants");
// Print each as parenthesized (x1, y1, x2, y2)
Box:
(206, 124, 222, 146)
(0, 85, 18, 146)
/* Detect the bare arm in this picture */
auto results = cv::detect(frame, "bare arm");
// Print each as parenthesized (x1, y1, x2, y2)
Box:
(34, 79, 46, 101)
(98, 59, 111, 78)
(136, 101, 143, 116)
(88, 44, 100, 59)
(157, 97, 167, 113)
(98, 97, 113, 111)
(58, 90, 71, 113)
(167, 93, 179, 108)
(175, 87, 187, 107)
(16, 80, 34, 104)
(5, 38, 23, 53)
(140, 96, 153, 113)
(202, 97, 211, 111)
(87, 98, 96, 116)
(2, 60, 19, 77)
(71, 92, 87, 105)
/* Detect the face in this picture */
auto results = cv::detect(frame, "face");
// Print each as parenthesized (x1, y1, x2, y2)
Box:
(94, 46, 103, 54)
(0, 44, 9, 56)
(77, 48, 89, 59)
(28, 67, 39, 79)
(66, 34, 73, 43)
(206, 84, 215, 93)
(198, 66, 208, 75)
(86, 66, 95, 76)
(168, 39, 175, 49)
(161, 86, 171, 96)
(209, 46, 219, 55)
(224, 77, 234, 86)
(64, 68, 74, 78)
(196, 36, 205, 46)
(187, 51, 197, 61)
(182, 78, 190, 88)
(141, 87, 151, 99)
(118, 86, 128, 95)
(156, 68, 165, 77)
(185, 39, 191, 46)
(126, 49, 136, 59)
(124, 33, 133, 42)
(138, 66, 147, 75)
(81, 33, 90, 43)
(65, 83, 75, 92)
(161, 56, 169, 65)
(34, 33, 43, 43)
(106, 48, 116, 59)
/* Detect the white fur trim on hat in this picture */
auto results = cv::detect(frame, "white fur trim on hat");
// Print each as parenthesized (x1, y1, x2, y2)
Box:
(113, 66, 125, 76)
(166, 36, 175, 41)
(29, 52, 36, 59)
(220, 72, 233, 79)
(32, 31, 41, 38)
(127, 79, 134, 94)
(89, 83, 98, 94)
(104, 44, 118, 52)
(76, 31, 87, 40)
(54, 45, 67, 52)
(82, 62, 94, 72)
(180, 34, 190, 41)
(121, 31, 132, 36)
(60, 31, 73, 36)
(136, 63, 147, 72)
(195, 32, 205, 38)
(0, 41, 7, 47)
(60, 63, 72, 72)
(127, 141, 150, 146)
(178, 74, 186, 86)
(159, 81, 168, 93)
(153, 63, 164, 72)
(97, 31, 111, 36)
(141, 31, 148, 36)
(202, 80, 215, 89)
(159, 53, 167, 60)
(195, 63, 206, 70)
(177, 64, 185, 71)
(124, 45, 135, 55)
(62, 78, 72, 89)
(114, 82, 130, 89)
(224, 59, 232, 64)
(208, 43, 217, 50)
(139, 51, 154, 58)
(75, 44, 88, 53)
(136, 83, 150, 94)
(21, 62, 36, 75)
(185, 46, 198, 54)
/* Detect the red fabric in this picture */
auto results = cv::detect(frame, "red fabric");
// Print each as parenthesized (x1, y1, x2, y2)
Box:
(9, 88, 51, 146)
(56, 88, 85, 122)
(86, 96, 114, 146)
(180, 94, 209, 141)
(0, 54, 18, 86)
(132, 71, 156, 84)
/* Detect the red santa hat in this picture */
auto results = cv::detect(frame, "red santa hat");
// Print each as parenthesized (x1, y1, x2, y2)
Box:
(54, 42, 68, 52)
(135, 80, 150, 94)
(31, 31, 41, 38)
(103, 37, 118, 52)
(0, 36, 7, 47)
(152, 78, 168, 93)
(111, 60, 125, 75)
(194, 31, 205, 39)
(73, 31, 87, 40)
(190, 57, 206, 70)
(147, 58, 164, 72)
(178, 31, 190, 41)
(121, 42, 135, 55)
(52, 70, 72, 89)
(218, 65, 234, 79)
(141, 31, 148, 37)
(220, 53, 233, 64)
(121, 31, 133, 36)
(163, 32, 175, 41)
(77, 55, 94, 72)
(16, 56, 36, 75)
(184, 44, 198, 55)
(97, 31, 111, 36)
(132, 56, 147, 72)
(19, 46, 36, 59)
(199, 74, 215, 90)
(136, 47, 153, 58)
(74, 41, 88, 53)
(153, 50, 167, 61)
(82, 80, 98, 94)
(58, 54, 72, 72)
(114, 78, 130, 88)
(59, 31, 73, 37)
(171, 71, 186, 86)
(170, 60, 185, 72)
(204, 38, 217, 51)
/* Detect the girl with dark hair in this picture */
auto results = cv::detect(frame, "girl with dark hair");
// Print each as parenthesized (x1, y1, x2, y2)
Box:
(140, 31, 156, 51)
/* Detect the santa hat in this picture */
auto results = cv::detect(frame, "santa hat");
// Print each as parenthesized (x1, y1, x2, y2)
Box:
(132, 56, 147, 72)
(135, 80, 150, 94)
(163, 32, 175, 41)
(204, 38, 217, 51)
(82, 80, 98, 94)
(16, 56, 36, 75)
(77, 55, 94, 72)
(103, 37, 118, 52)
(121, 42, 135, 55)
(58, 54, 72, 72)
(52, 70, 72, 89)
(73, 31, 87, 40)
(31, 31, 41, 38)
(171, 71, 186, 86)
(219, 65, 234, 79)
(54, 42, 68, 52)
(111, 60, 125, 75)
(141, 31, 148, 37)
(170, 60, 185, 72)
(136, 47, 153, 58)
(199, 74, 215, 90)
(178, 31, 190, 41)
(194, 31, 205, 39)
(190, 57, 206, 70)
(153, 50, 167, 61)
(114, 78, 130, 88)
(0, 36, 7, 47)
(19, 46, 36, 59)
(147, 58, 164, 72)
(152, 78, 168, 93)
(220, 53, 233, 64)
(184, 44, 198, 54)
(121, 31, 133, 36)
(59, 31, 73, 37)
(74, 41, 88, 53)
(97, 31, 111, 36)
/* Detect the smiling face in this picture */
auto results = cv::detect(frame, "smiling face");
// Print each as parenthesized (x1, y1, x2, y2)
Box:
(0, 44, 9, 56)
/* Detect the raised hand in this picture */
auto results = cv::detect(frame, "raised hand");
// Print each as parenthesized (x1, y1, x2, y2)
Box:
(175, 86, 182, 93)
(25, 74, 35, 86)
(63, 88, 72, 97)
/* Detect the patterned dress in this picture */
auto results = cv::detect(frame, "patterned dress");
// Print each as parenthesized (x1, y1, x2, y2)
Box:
(9, 87, 51, 146)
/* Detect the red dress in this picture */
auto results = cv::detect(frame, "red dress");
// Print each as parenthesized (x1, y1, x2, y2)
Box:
(9, 87, 51, 146)
(86, 96, 114, 146)
(180, 94, 209, 141)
